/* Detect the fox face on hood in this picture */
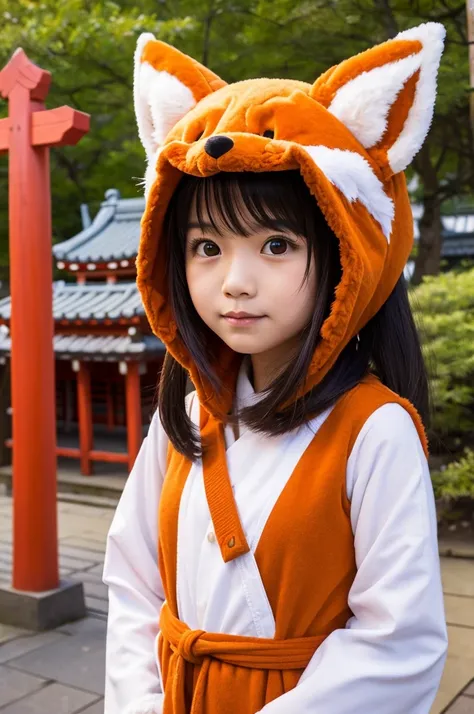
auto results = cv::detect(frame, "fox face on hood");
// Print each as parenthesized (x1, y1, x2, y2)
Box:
(134, 24, 445, 419)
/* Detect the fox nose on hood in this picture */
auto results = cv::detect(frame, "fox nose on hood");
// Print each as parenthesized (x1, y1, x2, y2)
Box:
(204, 135, 234, 159)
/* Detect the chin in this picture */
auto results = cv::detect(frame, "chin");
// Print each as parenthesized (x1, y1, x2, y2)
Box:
(219, 337, 268, 355)
(223, 339, 280, 356)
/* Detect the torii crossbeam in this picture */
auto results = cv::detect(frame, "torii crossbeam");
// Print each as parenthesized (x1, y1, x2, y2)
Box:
(0, 49, 89, 596)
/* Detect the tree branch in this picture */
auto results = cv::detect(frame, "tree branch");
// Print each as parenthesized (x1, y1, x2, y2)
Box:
(202, 1, 216, 66)
(373, 0, 399, 38)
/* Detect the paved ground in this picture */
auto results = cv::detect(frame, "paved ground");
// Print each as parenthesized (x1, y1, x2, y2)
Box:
(0, 494, 473, 713)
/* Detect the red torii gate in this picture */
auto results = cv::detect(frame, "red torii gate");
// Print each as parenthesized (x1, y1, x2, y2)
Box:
(0, 49, 89, 618)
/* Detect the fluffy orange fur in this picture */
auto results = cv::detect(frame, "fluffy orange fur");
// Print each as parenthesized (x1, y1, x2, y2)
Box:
(135, 30, 442, 422)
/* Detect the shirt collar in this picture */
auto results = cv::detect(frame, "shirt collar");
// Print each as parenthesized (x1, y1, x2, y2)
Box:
(234, 356, 264, 410)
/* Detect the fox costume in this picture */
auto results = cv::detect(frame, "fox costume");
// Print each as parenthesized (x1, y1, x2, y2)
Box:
(104, 22, 448, 714)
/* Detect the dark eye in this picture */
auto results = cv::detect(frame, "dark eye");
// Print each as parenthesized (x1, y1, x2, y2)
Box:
(202, 242, 219, 257)
(191, 239, 220, 257)
(195, 131, 204, 141)
(263, 130, 274, 139)
(263, 238, 288, 255)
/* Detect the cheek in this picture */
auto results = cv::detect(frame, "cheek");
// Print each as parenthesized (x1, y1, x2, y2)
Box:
(278, 260, 317, 323)
(185, 264, 213, 315)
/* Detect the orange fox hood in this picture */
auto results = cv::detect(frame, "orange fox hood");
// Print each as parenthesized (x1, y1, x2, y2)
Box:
(134, 25, 445, 419)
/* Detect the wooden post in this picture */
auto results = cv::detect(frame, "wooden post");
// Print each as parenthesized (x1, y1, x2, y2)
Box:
(0, 50, 89, 591)
(124, 361, 142, 471)
(76, 362, 93, 476)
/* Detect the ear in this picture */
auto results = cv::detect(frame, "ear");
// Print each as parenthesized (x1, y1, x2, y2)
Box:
(311, 23, 445, 175)
(134, 33, 227, 157)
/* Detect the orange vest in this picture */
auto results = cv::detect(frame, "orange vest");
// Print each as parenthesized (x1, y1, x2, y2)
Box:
(157, 376, 427, 714)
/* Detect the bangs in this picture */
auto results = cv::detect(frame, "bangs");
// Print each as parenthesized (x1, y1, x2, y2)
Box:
(186, 170, 317, 239)
(164, 170, 329, 295)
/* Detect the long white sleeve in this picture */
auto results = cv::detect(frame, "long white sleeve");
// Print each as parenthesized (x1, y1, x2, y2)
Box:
(103, 409, 168, 714)
(258, 402, 448, 714)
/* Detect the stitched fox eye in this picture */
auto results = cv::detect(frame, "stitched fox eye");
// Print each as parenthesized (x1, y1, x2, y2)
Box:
(263, 130, 274, 139)
(195, 131, 204, 141)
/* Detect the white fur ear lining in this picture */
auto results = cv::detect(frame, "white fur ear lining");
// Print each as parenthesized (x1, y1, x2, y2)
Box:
(388, 23, 445, 173)
(327, 22, 445, 174)
(303, 145, 394, 242)
(328, 54, 422, 149)
(134, 33, 158, 157)
(133, 33, 197, 159)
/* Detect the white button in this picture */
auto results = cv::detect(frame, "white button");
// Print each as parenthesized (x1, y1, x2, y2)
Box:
(207, 531, 216, 543)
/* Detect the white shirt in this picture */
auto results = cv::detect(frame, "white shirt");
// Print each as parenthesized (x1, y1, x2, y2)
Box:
(103, 366, 448, 714)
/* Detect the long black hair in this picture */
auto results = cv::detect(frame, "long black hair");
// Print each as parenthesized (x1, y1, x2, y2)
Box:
(158, 170, 429, 461)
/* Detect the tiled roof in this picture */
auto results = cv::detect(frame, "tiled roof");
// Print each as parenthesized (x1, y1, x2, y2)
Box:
(0, 281, 146, 322)
(52, 189, 145, 264)
(412, 205, 474, 257)
(0, 330, 164, 359)
(441, 215, 474, 257)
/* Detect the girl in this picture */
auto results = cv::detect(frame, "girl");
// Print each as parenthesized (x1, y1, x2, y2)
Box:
(104, 23, 448, 714)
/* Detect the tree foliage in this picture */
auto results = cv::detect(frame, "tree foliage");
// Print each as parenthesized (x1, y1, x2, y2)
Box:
(410, 265, 474, 453)
(432, 448, 474, 501)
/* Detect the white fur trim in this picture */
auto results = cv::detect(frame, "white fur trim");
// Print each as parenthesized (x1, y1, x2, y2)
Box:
(134, 33, 196, 158)
(327, 22, 445, 174)
(328, 53, 422, 149)
(388, 23, 445, 173)
(303, 145, 394, 242)
(143, 146, 163, 199)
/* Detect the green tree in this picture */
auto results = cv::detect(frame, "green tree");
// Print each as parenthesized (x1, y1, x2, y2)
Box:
(410, 265, 474, 452)
(0, 0, 195, 276)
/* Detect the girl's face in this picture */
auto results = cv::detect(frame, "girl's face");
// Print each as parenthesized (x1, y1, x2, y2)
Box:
(185, 193, 317, 374)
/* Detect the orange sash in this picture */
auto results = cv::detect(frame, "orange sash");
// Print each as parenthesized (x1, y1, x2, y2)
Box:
(159, 601, 329, 714)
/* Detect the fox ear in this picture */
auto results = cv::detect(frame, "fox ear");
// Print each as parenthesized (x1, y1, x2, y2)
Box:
(311, 23, 445, 175)
(134, 33, 227, 157)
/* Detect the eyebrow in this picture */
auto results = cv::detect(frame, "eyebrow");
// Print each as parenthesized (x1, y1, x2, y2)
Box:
(187, 222, 219, 233)
(186, 219, 296, 235)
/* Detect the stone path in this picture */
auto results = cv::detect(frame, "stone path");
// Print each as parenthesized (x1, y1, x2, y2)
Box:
(0, 493, 473, 713)
(0, 496, 112, 713)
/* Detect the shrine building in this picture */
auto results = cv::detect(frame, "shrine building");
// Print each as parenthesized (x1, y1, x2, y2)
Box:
(0, 189, 164, 476)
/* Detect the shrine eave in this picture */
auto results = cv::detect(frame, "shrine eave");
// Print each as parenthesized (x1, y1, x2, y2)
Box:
(0, 281, 148, 323)
(0, 331, 164, 361)
(53, 189, 145, 267)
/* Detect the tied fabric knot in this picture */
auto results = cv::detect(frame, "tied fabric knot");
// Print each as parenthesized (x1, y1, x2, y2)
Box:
(175, 628, 205, 665)
(159, 601, 330, 714)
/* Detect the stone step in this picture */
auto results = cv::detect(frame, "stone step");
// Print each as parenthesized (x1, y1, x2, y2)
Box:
(0, 466, 126, 506)
(56, 492, 119, 509)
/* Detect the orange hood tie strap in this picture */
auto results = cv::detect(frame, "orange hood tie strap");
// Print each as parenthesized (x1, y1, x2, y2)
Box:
(159, 602, 329, 714)
(199, 407, 250, 563)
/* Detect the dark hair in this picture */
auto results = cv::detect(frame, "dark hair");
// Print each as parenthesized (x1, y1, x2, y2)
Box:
(158, 170, 430, 461)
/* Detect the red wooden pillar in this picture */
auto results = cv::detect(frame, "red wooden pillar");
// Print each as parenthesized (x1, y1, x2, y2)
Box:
(76, 362, 93, 476)
(0, 50, 89, 591)
(124, 361, 142, 471)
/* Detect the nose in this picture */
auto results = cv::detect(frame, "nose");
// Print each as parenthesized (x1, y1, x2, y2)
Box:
(222, 254, 257, 299)
(204, 135, 234, 159)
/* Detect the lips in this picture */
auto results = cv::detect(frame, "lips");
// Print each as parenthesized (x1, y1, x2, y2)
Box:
(222, 313, 265, 327)
(224, 311, 263, 319)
